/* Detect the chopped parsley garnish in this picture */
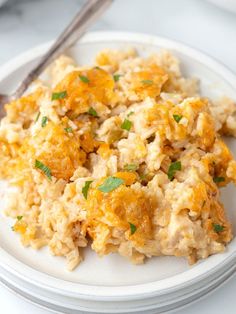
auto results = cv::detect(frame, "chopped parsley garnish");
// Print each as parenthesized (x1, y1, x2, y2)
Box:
(213, 176, 225, 183)
(121, 118, 132, 131)
(79, 75, 90, 83)
(127, 111, 134, 117)
(64, 127, 73, 133)
(88, 107, 98, 117)
(94, 66, 101, 70)
(51, 90, 67, 100)
(140, 173, 147, 181)
(41, 116, 48, 128)
(167, 161, 181, 181)
(202, 200, 206, 208)
(129, 222, 137, 235)
(213, 223, 224, 233)
(98, 176, 124, 193)
(35, 160, 52, 181)
(141, 79, 153, 85)
(35, 112, 40, 122)
(17, 216, 23, 221)
(124, 164, 138, 171)
(113, 74, 122, 82)
(82, 181, 93, 199)
(173, 114, 183, 123)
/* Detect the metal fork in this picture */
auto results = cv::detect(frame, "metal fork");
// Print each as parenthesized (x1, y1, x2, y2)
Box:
(0, 0, 112, 118)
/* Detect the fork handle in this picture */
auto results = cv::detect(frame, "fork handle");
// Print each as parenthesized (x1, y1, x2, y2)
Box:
(14, 0, 112, 98)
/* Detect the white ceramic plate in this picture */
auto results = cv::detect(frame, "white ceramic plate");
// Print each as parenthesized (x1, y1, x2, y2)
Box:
(1, 31, 236, 313)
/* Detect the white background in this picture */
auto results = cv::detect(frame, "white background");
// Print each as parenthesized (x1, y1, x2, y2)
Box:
(0, 0, 236, 313)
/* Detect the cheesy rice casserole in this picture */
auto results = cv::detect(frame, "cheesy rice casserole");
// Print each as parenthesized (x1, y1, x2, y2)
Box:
(1, 48, 236, 270)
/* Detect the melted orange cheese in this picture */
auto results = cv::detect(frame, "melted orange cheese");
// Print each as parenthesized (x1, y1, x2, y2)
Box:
(53, 68, 116, 115)
(31, 122, 86, 180)
(130, 64, 168, 100)
(86, 183, 154, 248)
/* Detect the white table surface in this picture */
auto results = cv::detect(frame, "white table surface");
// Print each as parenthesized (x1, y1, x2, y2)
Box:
(0, 0, 236, 313)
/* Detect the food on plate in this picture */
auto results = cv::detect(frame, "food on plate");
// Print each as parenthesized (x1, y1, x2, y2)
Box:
(1, 48, 236, 270)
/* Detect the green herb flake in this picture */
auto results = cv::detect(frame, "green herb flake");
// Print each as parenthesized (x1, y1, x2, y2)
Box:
(35, 112, 40, 123)
(79, 75, 90, 83)
(127, 111, 134, 117)
(41, 116, 48, 128)
(17, 215, 23, 221)
(98, 176, 124, 193)
(129, 222, 137, 235)
(82, 181, 93, 200)
(51, 90, 67, 101)
(121, 119, 132, 131)
(124, 164, 138, 172)
(35, 160, 52, 181)
(11, 226, 15, 231)
(141, 79, 153, 85)
(202, 200, 206, 208)
(173, 114, 183, 123)
(88, 107, 98, 117)
(140, 173, 147, 181)
(64, 127, 73, 133)
(213, 223, 224, 233)
(167, 161, 181, 181)
(113, 74, 122, 82)
(213, 176, 225, 183)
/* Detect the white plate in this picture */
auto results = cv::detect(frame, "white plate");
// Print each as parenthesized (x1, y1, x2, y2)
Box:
(1, 31, 236, 313)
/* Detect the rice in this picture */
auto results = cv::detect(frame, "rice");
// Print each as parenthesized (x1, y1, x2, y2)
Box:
(0, 48, 236, 270)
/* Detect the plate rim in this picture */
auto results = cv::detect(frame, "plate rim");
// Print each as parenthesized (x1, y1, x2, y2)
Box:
(1, 30, 236, 300)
